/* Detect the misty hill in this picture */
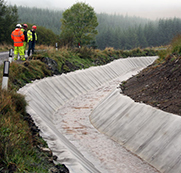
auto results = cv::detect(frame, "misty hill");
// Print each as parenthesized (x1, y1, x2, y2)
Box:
(18, 6, 63, 35)
(17, 6, 181, 49)
(17, 6, 149, 35)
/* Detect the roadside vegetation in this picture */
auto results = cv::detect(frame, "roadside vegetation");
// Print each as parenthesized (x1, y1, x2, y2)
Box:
(0, 43, 12, 52)
(156, 34, 181, 63)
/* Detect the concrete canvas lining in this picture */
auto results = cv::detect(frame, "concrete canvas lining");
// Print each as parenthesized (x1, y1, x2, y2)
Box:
(18, 56, 161, 172)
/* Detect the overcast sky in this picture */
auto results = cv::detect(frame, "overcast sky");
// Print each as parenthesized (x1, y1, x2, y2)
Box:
(6, 0, 181, 20)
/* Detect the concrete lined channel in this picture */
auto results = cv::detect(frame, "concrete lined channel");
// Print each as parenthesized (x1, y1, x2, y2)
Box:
(17, 56, 172, 172)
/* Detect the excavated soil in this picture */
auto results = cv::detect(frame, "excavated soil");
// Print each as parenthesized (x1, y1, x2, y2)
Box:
(121, 55, 181, 116)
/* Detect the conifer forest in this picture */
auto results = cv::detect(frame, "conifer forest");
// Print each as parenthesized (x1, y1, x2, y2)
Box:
(2, 5, 181, 49)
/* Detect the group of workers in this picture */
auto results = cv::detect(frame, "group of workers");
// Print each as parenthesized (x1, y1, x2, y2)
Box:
(11, 24, 37, 61)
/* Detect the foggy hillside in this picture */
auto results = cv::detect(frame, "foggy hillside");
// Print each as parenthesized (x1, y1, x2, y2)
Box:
(17, 6, 181, 49)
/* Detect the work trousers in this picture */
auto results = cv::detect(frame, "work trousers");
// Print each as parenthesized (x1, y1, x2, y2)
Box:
(14, 46, 25, 60)
(23, 42, 27, 54)
(28, 41, 35, 56)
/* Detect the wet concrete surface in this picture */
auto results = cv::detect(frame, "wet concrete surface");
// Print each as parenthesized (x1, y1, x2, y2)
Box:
(18, 56, 160, 172)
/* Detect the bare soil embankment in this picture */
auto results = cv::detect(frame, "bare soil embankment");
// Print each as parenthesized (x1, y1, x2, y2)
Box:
(121, 55, 181, 116)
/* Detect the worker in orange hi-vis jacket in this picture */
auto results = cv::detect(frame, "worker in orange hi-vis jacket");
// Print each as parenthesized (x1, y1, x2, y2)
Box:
(11, 24, 25, 61)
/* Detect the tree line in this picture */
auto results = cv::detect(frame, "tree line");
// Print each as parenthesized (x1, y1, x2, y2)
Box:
(0, 2, 60, 46)
(17, 6, 181, 49)
(17, 6, 63, 35)
(0, 0, 18, 44)
(1, 2, 181, 50)
(97, 17, 181, 49)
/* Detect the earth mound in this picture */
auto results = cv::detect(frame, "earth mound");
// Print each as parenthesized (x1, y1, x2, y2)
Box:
(121, 55, 181, 116)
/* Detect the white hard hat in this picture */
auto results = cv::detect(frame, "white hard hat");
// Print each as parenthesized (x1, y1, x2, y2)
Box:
(16, 24, 22, 28)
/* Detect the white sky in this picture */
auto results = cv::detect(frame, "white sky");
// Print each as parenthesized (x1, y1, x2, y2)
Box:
(6, 0, 181, 20)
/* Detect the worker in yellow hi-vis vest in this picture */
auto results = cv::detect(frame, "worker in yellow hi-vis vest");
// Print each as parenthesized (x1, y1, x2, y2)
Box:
(27, 25, 37, 56)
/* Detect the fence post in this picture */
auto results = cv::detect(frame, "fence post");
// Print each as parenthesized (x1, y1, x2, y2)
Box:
(8, 48, 13, 63)
(55, 43, 58, 51)
(2, 61, 10, 90)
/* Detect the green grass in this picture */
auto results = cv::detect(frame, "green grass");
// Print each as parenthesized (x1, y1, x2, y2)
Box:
(0, 43, 13, 52)
(156, 34, 181, 64)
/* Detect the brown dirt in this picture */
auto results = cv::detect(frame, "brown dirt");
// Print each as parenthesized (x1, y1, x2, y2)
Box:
(121, 55, 181, 116)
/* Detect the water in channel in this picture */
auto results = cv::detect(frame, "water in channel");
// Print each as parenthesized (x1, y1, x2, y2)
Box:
(54, 76, 159, 173)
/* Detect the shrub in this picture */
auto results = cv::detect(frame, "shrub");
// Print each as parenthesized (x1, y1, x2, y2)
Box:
(170, 34, 181, 55)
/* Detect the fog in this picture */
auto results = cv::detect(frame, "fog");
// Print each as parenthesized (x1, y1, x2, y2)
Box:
(6, 0, 181, 20)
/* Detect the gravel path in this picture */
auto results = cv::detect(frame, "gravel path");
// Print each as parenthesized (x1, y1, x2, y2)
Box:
(54, 76, 160, 173)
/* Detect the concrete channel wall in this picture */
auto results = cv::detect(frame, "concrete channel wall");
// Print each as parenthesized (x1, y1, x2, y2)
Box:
(90, 84, 181, 172)
(18, 56, 159, 172)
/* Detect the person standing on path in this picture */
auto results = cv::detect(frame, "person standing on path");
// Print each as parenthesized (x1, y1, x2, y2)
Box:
(11, 24, 25, 61)
(21, 24, 28, 55)
(27, 25, 37, 56)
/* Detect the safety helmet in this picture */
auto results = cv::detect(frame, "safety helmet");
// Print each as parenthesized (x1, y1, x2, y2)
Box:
(16, 24, 22, 28)
(32, 25, 37, 30)
(23, 24, 28, 28)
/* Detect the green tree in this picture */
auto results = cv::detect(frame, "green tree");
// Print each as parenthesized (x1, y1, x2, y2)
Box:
(60, 2, 98, 47)
(136, 25, 148, 48)
(0, 0, 18, 44)
(18, 6, 63, 35)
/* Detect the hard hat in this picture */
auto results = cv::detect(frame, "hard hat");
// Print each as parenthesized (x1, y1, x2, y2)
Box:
(16, 24, 22, 28)
(32, 25, 37, 30)
(23, 24, 28, 28)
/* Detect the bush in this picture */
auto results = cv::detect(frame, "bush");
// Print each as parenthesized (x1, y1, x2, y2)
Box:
(170, 34, 181, 55)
